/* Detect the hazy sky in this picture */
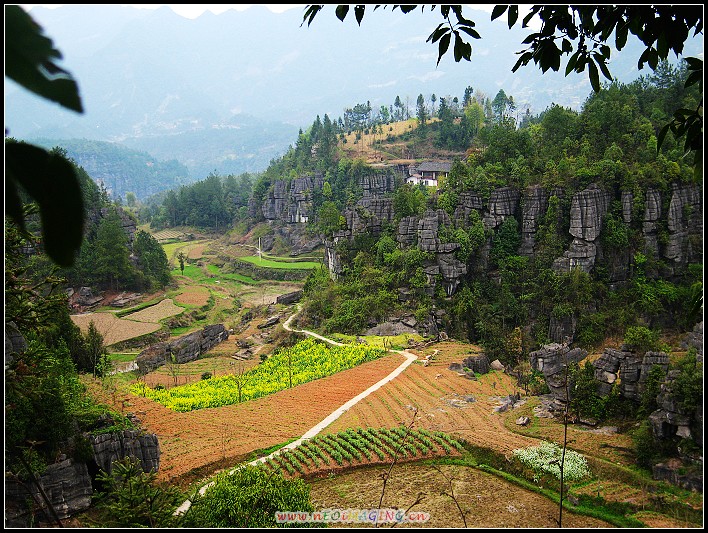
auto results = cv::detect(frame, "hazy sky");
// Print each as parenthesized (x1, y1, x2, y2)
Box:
(19, 4, 502, 19)
(20, 4, 307, 18)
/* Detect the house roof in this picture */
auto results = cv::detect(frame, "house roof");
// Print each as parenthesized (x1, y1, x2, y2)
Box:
(417, 161, 452, 172)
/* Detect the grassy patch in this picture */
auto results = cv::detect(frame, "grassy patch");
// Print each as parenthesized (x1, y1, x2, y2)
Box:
(260, 252, 323, 263)
(108, 353, 138, 363)
(239, 255, 321, 270)
(205, 264, 258, 284)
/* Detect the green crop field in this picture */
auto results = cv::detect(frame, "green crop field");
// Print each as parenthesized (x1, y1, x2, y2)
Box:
(239, 255, 321, 270)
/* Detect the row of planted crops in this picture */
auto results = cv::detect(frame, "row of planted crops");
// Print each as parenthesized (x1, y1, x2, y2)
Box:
(130, 338, 386, 412)
(261, 427, 466, 477)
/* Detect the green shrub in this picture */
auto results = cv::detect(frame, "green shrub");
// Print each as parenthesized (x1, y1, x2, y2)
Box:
(182, 465, 319, 528)
(623, 326, 660, 354)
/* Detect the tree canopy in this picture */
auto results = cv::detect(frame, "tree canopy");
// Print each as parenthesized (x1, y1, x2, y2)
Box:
(303, 5, 703, 177)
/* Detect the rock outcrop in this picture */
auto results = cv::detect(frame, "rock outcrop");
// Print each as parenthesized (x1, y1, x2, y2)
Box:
(90, 429, 161, 475)
(262, 174, 325, 223)
(552, 184, 611, 273)
(5, 321, 27, 368)
(664, 183, 703, 272)
(520, 185, 548, 256)
(483, 187, 520, 230)
(5, 458, 93, 527)
(529, 343, 588, 405)
(136, 323, 228, 373)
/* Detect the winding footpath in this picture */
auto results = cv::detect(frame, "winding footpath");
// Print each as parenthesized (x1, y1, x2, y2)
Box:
(175, 306, 418, 515)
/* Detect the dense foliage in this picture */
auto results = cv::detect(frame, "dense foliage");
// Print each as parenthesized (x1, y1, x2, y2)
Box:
(5, 220, 125, 477)
(93, 457, 183, 528)
(296, 62, 702, 370)
(181, 465, 317, 528)
(144, 171, 254, 230)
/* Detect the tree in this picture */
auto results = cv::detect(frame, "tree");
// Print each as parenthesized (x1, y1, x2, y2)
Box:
(302, 5, 702, 177)
(93, 208, 135, 290)
(492, 89, 509, 123)
(84, 321, 110, 377)
(416, 93, 428, 126)
(177, 251, 187, 275)
(462, 85, 474, 107)
(133, 229, 171, 289)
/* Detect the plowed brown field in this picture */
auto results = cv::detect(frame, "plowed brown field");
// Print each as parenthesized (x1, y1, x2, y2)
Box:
(323, 342, 538, 455)
(70, 312, 161, 347)
(309, 464, 612, 528)
(108, 353, 404, 485)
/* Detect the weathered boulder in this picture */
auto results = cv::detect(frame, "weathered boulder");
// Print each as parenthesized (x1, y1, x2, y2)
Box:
(593, 348, 632, 396)
(461, 353, 490, 375)
(136, 324, 228, 373)
(365, 320, 417, 336)
(90, 429, 161, 475)
(258, 316, 280, 329)
(529, 343, 588, 403)
(652, 459, 703, 492)
(276, 290, 303, 305)
(5, 458, 93, 527)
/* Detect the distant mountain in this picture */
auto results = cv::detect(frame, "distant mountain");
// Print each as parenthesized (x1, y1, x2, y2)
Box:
(6, 5, 702, 181)
(30, 138, 191, 201)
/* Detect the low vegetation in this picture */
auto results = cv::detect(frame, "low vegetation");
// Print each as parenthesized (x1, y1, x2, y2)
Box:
(131, 338, 386, 411)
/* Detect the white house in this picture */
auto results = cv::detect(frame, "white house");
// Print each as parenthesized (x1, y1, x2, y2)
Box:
(405, 161, 452, 187)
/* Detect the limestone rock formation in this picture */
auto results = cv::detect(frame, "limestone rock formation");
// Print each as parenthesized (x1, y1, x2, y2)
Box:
(520, 185, 548, 256)
(5, 459, 93, 527)
(642, 187, 662, 258)
(552, 184, 610, 273)
(664, 183, 703, 272)
(483, 187, 520, 230)
(461, 353, 490, 375)
(453, 191, 484, 225)
(681, 321, 703, 362)
(262, 174, 325, 223)
(5, 321, 27, 368)
(136, 323, 228, 373)
(90, 429, 161, 475)
(529, 343, 588, 404)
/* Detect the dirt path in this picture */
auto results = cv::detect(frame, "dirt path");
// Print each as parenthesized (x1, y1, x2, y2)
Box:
(175, 307, 418, 514)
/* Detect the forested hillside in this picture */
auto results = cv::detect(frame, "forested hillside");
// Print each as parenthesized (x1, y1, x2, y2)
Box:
(29, 138, 191, 201)
(5, 4, 702, 527)
(217, 61, 701, 357)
